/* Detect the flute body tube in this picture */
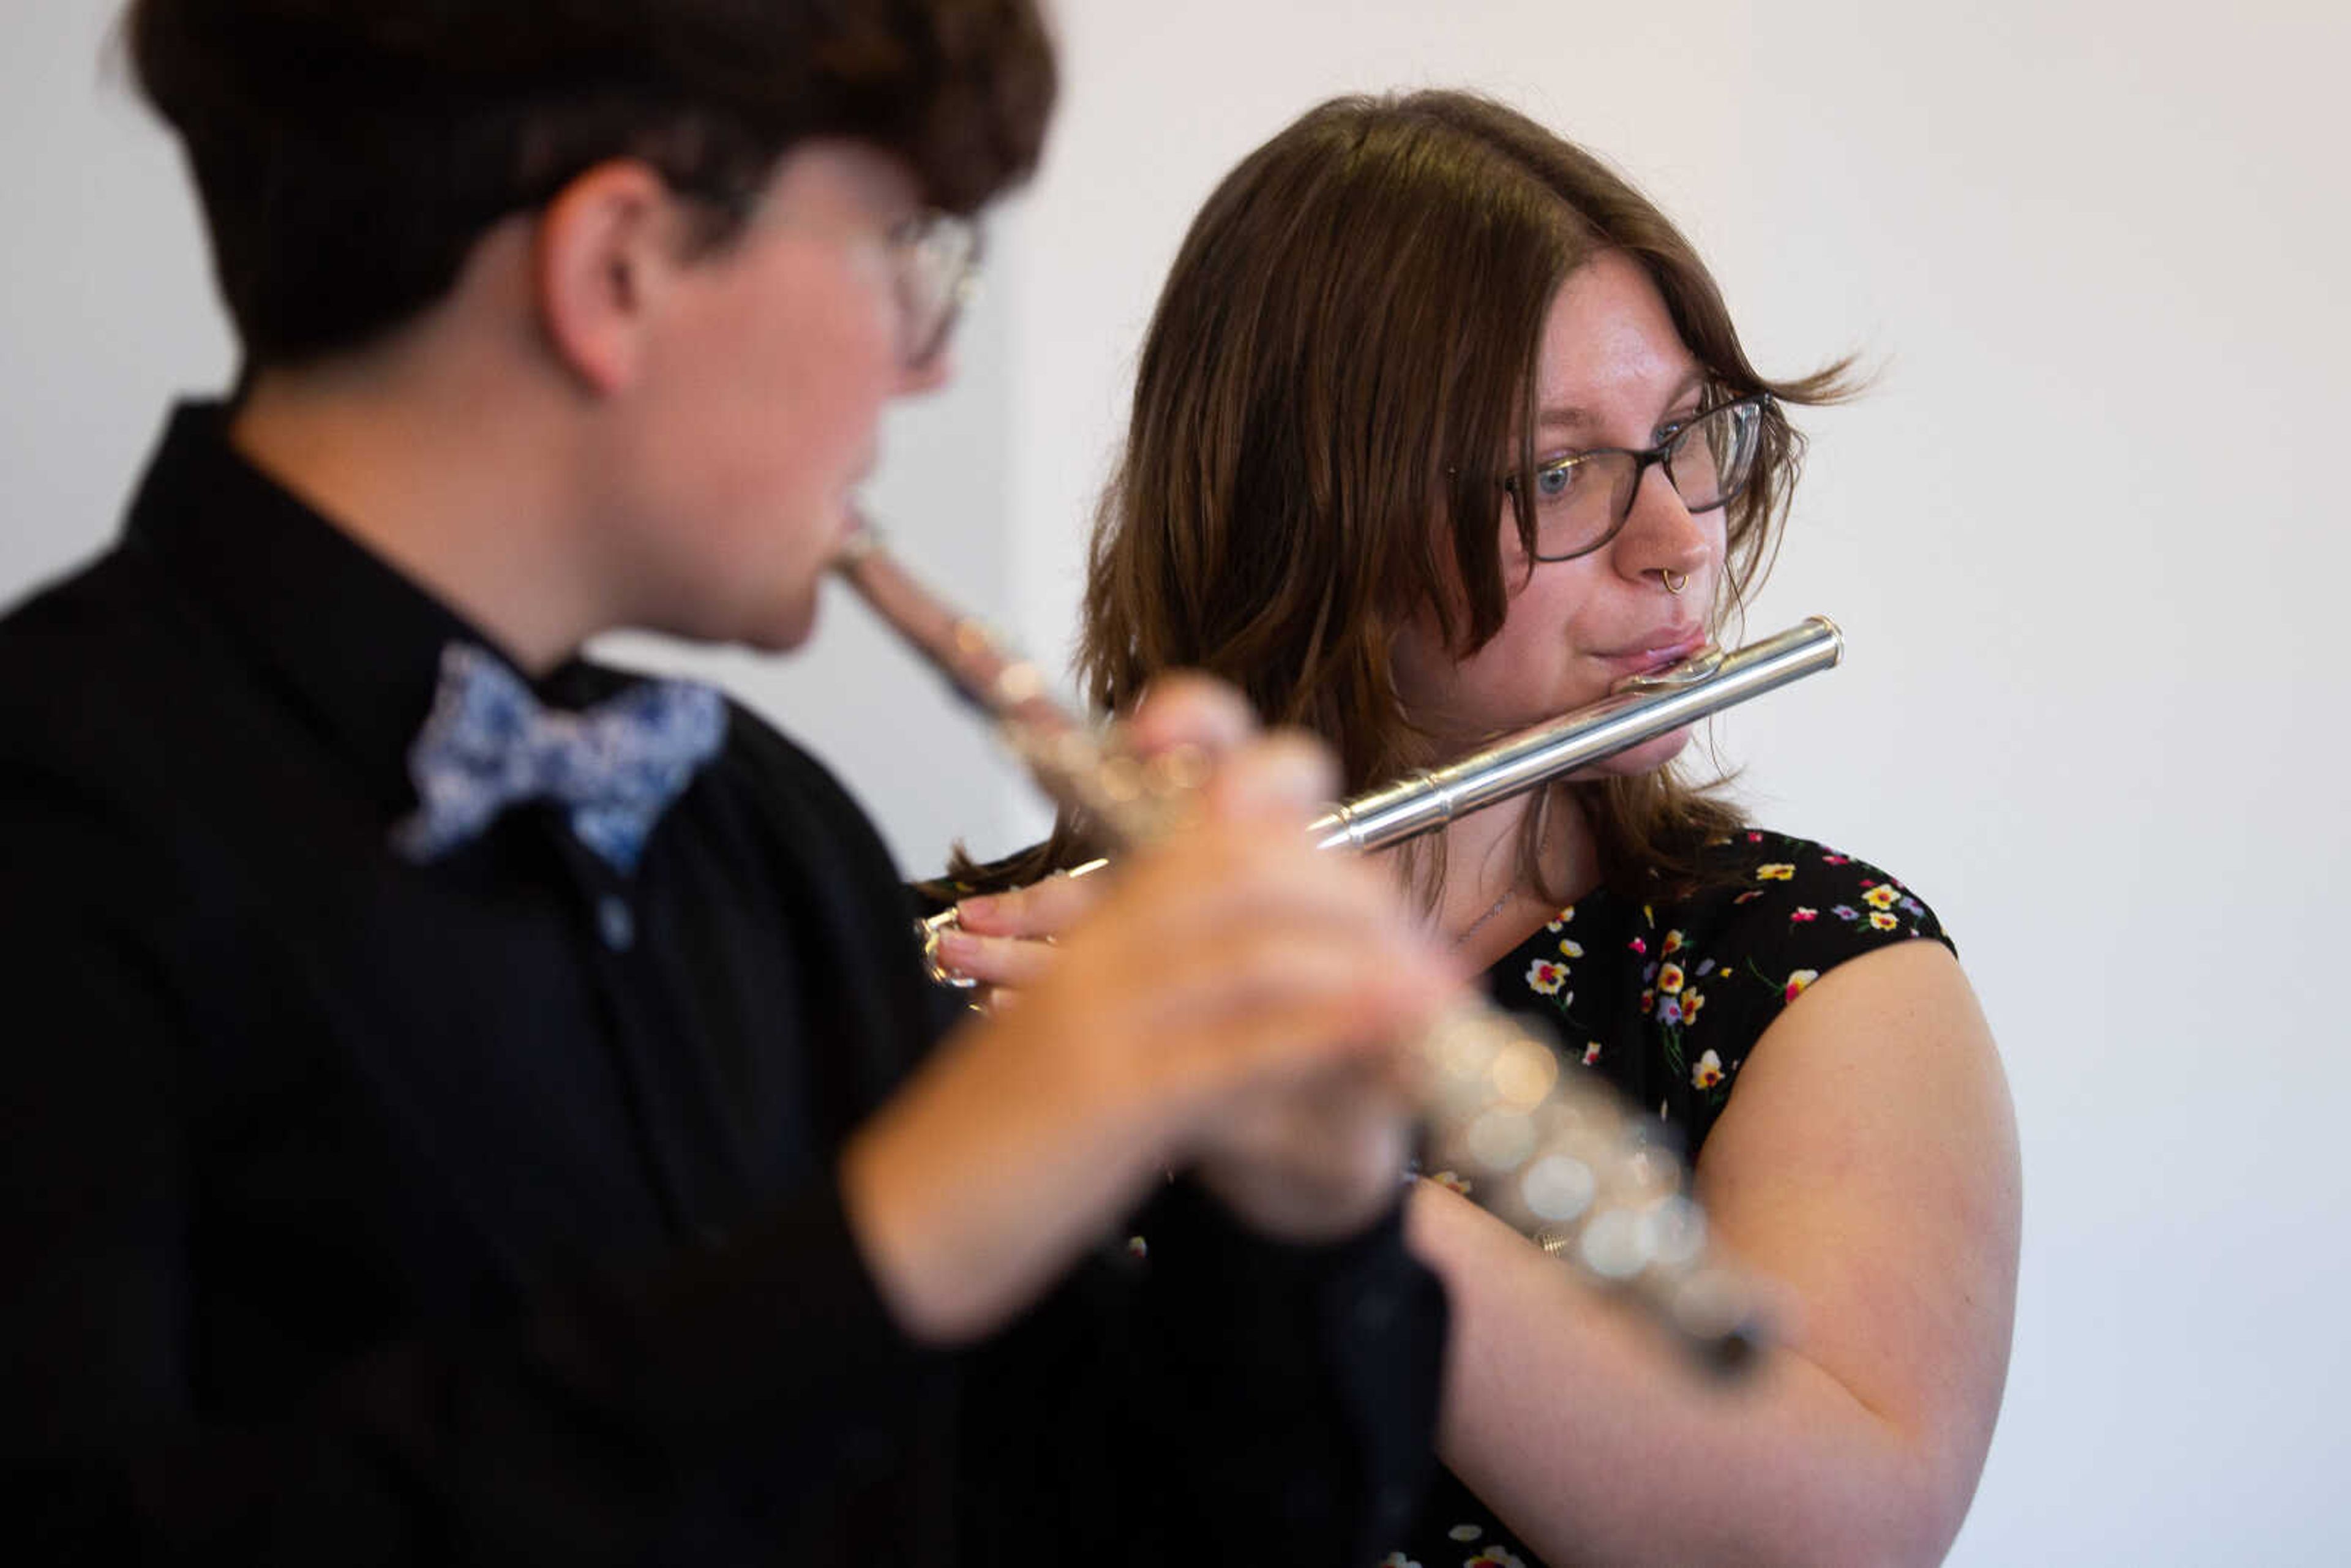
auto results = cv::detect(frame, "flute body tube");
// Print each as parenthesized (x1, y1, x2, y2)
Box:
(835, 525, 1824, 1376)
(921, 620, 1843, 951)
(1308, 618, 1842, 852)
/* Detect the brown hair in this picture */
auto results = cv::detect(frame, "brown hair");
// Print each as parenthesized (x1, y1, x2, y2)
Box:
(127, 0, 1056, 367)
(945, 89, 1852, 906)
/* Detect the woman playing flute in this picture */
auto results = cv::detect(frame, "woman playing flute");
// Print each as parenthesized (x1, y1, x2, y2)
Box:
(937, 91, 2020, 1568)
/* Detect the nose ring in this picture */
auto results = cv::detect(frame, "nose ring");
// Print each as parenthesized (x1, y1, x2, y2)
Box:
(1660, 569, 1689, 596)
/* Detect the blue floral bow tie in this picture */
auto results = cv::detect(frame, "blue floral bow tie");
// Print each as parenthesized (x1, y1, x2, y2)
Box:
(394, 643, 727, 874)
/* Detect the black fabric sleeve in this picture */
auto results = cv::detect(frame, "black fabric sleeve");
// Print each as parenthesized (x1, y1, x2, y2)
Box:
(1632, 832, 1959, 1153)
(1695, 833, 1955, 1035)
(953, 1179, 1445, 1567)
(1125, 1180, 1445, 1563)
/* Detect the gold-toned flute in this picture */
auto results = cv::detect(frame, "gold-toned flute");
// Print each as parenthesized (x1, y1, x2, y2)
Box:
(833, 520, 1828, 1375)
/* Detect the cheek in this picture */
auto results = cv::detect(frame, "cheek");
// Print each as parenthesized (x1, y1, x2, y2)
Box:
(676, 276, 893, 506)
(1702, 514, 1734, 589)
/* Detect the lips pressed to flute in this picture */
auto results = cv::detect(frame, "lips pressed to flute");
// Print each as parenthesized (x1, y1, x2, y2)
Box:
(833, 520, 1840, 1375)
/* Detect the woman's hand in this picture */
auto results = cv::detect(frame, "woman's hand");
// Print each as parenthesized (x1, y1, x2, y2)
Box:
(934, 865, 1105, 1003)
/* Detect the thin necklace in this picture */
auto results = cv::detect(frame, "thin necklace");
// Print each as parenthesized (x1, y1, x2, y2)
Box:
(1447, 825, 1551, 951)
(1450, 887, 1514, 950)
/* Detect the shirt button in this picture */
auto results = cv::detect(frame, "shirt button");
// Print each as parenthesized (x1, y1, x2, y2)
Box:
(596, 894, 635, 951)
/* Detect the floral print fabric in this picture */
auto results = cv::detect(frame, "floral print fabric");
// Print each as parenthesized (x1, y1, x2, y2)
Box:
(1388, 829, 1952, 1568)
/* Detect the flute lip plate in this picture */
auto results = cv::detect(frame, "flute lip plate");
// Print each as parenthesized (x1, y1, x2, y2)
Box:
(1614, 643, 1725, 695)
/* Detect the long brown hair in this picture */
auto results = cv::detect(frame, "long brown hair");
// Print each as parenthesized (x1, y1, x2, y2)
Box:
(946, 90, 1853, 905)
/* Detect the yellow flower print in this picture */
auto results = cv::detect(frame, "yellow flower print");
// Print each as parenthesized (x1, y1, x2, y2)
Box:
(1583, 1040, 1603, 1065)
(1558, 937, 1584, 959)
(1545, 905, 1576, 932)
(1682, 989, 1705, 1025)
(1870, 910, 1900, 931)
(1465, 1548, 1526, 1568)
(1662, 929, 1685, 956)
(1864, 884, 1899, 910)
(1525, 959, 1570, 996)
(1692, 1049, 1725, 1089)
(1757, 863, 1796, 880)
(1657, 962, 1685, 994)
(1785, 967, 1820, 1003)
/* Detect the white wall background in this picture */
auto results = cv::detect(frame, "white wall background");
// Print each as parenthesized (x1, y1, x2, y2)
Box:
(7, 1, 2349, 1562)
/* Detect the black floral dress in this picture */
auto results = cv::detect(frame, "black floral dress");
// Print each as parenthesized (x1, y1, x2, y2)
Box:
(1382, 830, 1954, 1568)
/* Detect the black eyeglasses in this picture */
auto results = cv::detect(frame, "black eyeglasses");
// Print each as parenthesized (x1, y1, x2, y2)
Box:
(1501, 394, 1771, 562)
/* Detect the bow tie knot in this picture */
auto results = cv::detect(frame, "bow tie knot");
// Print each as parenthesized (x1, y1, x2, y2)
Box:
(395, 643, 727, 873)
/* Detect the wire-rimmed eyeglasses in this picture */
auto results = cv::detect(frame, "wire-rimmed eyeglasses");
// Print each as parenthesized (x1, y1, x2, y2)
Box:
(662, 176, 981, 372)
(888, 209, 981, 370)
(1503, 394, 1771, 562)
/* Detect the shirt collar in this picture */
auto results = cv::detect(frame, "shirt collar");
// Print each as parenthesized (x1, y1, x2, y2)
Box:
(122, 400, 607, 815)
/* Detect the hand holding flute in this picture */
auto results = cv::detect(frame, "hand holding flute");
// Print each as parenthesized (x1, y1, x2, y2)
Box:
(840, 671, 1457, 1342)
(838, 525, 1776, 1370)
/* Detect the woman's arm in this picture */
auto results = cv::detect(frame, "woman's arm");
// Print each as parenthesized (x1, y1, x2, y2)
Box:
(1411, 938, 2019, 1567)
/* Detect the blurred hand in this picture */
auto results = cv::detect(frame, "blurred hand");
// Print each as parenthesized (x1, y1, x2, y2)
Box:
(841, 675, 1455, 1341)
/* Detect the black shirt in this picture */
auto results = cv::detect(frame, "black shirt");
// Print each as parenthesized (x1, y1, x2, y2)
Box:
(0, 404, 1443, 1565)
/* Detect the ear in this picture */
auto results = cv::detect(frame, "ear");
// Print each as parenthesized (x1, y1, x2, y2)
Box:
(531, 160, 687, 396)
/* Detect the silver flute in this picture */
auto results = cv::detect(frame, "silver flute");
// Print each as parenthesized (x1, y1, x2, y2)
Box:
(834, 522, 1828, 1374)
(919, 617, 1844, 955)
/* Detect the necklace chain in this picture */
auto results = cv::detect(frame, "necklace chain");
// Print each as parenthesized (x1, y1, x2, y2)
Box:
(1447, 825, 1553, 951)
(1449, 887, 1515, 950)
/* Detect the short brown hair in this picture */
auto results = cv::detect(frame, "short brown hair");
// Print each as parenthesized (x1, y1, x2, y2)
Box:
(127, 0, 1056, 367)
(950, 90, 1851, 906)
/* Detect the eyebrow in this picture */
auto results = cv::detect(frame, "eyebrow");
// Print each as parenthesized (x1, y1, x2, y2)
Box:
(1534, 368, 1709, 437)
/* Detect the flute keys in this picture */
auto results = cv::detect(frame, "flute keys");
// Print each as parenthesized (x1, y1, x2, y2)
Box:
(1520, 1152, 1597, 1223)
(1489, 1036, 1560, 1109)
(1641, 1194, 1708, 1270)
(1575, 1207, 1651, 1281)
(991, 659, 1044, 705)
(1463, 1106, 1537, 1171)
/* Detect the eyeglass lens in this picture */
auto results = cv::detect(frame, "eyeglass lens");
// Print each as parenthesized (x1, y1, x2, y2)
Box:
(894, 214, 980, 367)
(1532, 399, 1763, 560)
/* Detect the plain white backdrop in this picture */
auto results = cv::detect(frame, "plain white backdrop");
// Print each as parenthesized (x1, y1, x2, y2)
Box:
(6, 2, 2348, 1561)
